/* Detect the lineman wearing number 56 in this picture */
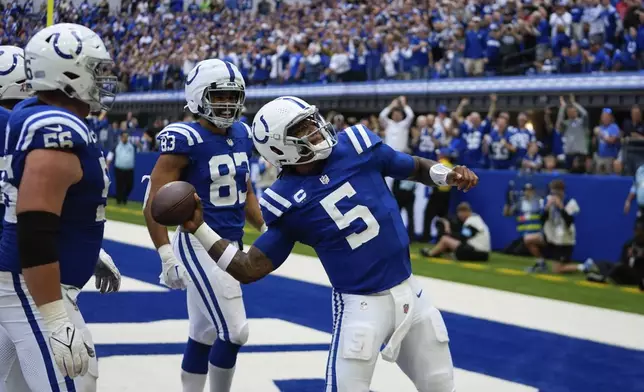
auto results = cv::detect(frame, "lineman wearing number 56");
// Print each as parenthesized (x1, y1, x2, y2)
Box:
(179, 96, 478, 392)
(143, 59, 265, 392)
(0, 23, 119, 391)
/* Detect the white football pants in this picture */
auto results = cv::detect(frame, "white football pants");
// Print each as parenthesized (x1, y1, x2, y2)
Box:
(172, 231, 249, 346)
(0, 272, 98, 392)
(324, 275, 455, 392)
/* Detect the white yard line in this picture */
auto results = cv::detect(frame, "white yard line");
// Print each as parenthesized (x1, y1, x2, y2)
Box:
(104, 220, 644, 351)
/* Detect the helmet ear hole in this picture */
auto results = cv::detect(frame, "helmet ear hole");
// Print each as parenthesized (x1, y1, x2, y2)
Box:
(270, 146, 284, 156)
(63, 72, 79, 80)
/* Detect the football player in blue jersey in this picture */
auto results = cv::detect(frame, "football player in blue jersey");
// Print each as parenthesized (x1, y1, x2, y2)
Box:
(0, 24, 118, 392)
(179, 96, 478, 392)
(0, 44, 33, 392)
(143, 59, 265, 392)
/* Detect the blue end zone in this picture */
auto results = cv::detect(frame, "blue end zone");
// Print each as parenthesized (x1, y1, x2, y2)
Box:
(90, 240, 644, 392)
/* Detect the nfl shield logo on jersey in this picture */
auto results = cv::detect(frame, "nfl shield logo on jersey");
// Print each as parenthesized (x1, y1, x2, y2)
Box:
(319, 175, 330, 185)
(403, 304, 409, 314)
(227, 138, 234, 146)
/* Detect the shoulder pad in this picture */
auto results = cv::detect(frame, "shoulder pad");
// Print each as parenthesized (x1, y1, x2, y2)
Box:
(259, 185, 293, 225)
(341, 124, 382, 155)
(238, 122, 252, 139)
(156, 122, 204, 154)
(14, 109, 90, 152)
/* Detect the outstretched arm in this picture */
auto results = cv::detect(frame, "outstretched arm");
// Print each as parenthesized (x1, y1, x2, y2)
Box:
(182, 196, 293, 284)
(375, 141, 479, 191)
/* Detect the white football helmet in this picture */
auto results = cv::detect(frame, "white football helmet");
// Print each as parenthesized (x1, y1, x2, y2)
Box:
(24, 23, 117, 112)
(0, 46, 28, 101)
(185, 59, 245, 129)
(251, 96, 337, 168)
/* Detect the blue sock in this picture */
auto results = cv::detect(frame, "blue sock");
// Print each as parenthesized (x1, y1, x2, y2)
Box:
(182, 338, 211, 374)
(209, 339, 241, 369)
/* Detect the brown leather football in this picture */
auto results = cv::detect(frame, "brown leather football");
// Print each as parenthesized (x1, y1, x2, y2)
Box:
(151, 181, 197, 226)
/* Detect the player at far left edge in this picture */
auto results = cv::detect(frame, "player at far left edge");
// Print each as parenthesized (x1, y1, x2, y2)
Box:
(143, 59, 265, 392)
(0, 23, 118, 392)
(179, 96, 478, 392)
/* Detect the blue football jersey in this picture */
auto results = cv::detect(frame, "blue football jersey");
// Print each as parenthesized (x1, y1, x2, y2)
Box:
(486, 129, 514, 170)
(459, 119, 490, 168)
(156, 121, 253, 243)
(414, 127, 438, 160)
(0, 106, 11, 238)
(254, 125, 416, 295)
(509, 127, 536, 163)
(0, 98, 110, 288)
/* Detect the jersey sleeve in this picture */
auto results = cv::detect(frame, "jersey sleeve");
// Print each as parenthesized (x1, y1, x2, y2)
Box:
(374, 143, 416, 179)
(15, 110, 90, 152)
(252, 224, 296, 269)
(343, 124, 416, 179)
(342, 124, 383, 155)
(258, 185, 293, 226)
(156, 123, 203, 155)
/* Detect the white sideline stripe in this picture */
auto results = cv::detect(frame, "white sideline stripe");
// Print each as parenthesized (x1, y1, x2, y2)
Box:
(89, 319, 331, 346)
(98, 352, 537, 392)
(82, 276, 169, 293)
(103, 220, 644, 351)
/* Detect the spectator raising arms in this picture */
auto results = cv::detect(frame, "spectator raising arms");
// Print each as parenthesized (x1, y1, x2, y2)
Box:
(556, 94, 590, 173)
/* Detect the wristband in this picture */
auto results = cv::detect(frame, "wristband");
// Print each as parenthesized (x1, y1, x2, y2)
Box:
(217, 244, 238, 271)
(38, 299, 68, 330)
(260, 223, 268, 233)
(193, 223, 221, 251)
(157, 244, 175, 263)
(429, 164, 452, 187)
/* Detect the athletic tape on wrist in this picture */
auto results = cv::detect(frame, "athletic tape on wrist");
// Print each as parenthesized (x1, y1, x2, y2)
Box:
(429, 164, 452, 187)
(38, 299, 68, 330)
(193, 223, 221, 251)
(260, 223, 268, 233)
(157, 244, 175, 263)
(218, 244, 238, 271)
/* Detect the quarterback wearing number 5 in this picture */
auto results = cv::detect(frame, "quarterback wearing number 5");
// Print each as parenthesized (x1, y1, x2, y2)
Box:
(181, 96, 478, 392)
(144, 59, 265, 392)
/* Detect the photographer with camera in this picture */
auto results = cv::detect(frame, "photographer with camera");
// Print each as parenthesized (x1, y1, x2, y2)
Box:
(503, 183, 544, 255)
(525, 179, 594, 274)
(586, 221, 644, 291)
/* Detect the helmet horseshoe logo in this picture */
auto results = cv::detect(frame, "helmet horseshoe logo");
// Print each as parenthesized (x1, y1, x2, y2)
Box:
(52, 31, 83, 60)
(0, 51, 21, 76)
(252, 115, 270, 144)
(186, 64, 201, 85)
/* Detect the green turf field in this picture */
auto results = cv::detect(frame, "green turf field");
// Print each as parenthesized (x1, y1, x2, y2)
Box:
(106, 199, 644, 315)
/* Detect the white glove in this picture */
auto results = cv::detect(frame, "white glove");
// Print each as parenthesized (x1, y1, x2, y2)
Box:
(40, 300, 92, 378)
(94, 248, 121, 293)
(158, 244, 192, 289)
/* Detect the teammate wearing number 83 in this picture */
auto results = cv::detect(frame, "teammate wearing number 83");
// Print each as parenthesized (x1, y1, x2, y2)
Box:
(182, 96, 479, 392)
(143, 59, 265, 392)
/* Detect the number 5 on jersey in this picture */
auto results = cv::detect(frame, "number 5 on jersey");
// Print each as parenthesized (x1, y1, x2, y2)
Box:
(320, 182, 380, 250)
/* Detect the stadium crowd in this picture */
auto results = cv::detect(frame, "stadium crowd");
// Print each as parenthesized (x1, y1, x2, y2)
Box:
(3, 0, 643, 91)
(97, 95, 641, 177)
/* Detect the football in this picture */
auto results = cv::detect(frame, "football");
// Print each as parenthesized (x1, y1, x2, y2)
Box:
(151, 181, 197, 226)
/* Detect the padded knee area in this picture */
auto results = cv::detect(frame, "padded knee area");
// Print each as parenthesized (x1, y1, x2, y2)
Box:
(230, 321, 249, 346)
